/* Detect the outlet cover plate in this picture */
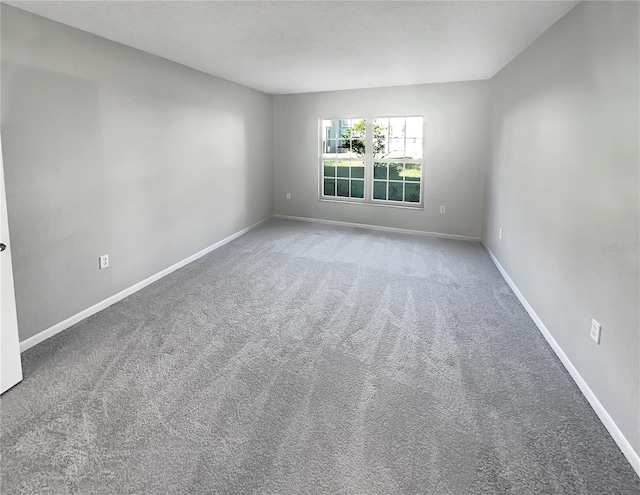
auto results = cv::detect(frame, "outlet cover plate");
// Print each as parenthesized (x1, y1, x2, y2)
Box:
(590, 319, 601, 344)
(99, 254, 109, 270)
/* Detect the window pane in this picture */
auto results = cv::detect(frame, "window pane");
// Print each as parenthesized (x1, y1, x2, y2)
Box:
(373, 119, 389, 159)
(404, 163, 421, 181)
(351, 180, 364, 198)
(389, 139, 404, 159)
(325, 139, 339, 155)
(389, 162, 403, 181)
(388, 182, 403, 201)
(374, 162, 388, 180)
(373, 181, 387, 200)
(337, 179, 350, 197)
(336, 161, 350, 177)
(323, 161, 336, 177)
(337, 139, 350, 157)
(405, 117, 423, 138)
(323, 178, 336, 196)
(405, 183, 420, 202)
(373, 137, 387, 159)
(405, 138, 423, 160)
(338, 119, 349, 136)
(351, 162, 365, 179)
(351, 139, 365, 158)
(323, 119, 341, 140)
(373, 118, 389, 135)
(390, 118, 405, 138)
(350, 119, 366, 139)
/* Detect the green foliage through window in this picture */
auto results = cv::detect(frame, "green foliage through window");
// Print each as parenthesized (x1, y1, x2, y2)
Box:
(321, 117, 423, 204)
(322, 159, 365, 200)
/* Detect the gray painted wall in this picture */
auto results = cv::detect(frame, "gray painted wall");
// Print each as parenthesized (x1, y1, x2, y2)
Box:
(273, 82, 490, 238)
(1, 5, 274, 341)
(483, 1, 639, 454)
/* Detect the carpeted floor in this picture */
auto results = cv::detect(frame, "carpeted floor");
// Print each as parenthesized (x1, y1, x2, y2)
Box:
(1, 218, 638, 494)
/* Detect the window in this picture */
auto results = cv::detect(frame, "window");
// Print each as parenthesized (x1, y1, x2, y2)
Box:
(321, 118, 366, 199)
(320, 116, 423, 206)
(371, 117, 423, 204)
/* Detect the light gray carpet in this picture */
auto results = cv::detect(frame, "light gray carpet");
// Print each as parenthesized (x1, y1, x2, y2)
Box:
(1, 218, 638, 494)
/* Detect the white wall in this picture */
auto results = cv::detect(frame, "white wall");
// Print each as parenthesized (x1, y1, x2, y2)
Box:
(1, 6, 274, 341)
(483, 0, 639, 459)
(273, 82, 490, 238)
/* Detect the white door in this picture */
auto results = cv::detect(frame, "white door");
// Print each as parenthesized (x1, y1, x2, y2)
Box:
(0, 134, 22, 394)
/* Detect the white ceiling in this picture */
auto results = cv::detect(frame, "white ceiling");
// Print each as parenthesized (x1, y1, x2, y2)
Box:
(5, 1, 579, 95)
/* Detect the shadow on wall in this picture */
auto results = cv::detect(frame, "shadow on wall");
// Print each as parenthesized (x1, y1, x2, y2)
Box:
(485, 0, 639, 459)
(103, 88, 248, 269)
(1, 61, 254, 342)
(1, 63, 111, 340)
(242, 96, 273, 227)
(1, 4, 272, 342)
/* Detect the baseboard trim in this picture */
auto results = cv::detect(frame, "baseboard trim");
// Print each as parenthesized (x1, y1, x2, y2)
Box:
(20, 217, 271, 353)
(274, 214, 480, 242)
(482, 243, 640, 478)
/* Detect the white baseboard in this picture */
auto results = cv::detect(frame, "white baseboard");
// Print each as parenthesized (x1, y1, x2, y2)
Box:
(482, 243, 640, 478)
(20, 217, 271, 353)
(274, 214, 480, 242)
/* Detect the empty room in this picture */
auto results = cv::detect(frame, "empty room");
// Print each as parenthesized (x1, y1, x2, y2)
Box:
(0, 1, 638, 493)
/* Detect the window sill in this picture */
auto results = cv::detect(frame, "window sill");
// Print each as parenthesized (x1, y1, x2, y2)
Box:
(318, 198, 424, 210)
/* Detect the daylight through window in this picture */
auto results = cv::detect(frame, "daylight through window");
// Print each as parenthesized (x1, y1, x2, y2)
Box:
(320, 116, 423, 206)
(321, 118, 366, 199)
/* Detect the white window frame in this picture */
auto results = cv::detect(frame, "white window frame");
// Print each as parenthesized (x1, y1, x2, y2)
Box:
(318, 115, 424, 209)
(318, 117, 367, 203)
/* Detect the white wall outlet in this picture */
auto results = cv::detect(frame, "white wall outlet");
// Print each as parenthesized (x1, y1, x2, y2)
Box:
(99, 254, 109, 270)
(440, 205, 446, 214)
(499, 228, 503, 240)
(590, 319, 601, 344)
(286, 193, 291, 200)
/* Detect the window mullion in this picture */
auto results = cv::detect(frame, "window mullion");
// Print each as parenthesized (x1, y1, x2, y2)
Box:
(365, 118, 373, 202)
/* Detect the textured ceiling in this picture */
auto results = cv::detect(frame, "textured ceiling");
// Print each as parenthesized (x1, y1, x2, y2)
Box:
(5, 1, 579, 95)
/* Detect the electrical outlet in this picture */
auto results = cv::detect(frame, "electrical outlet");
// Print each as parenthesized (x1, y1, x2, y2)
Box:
(99, 254, 109, 270)
(286, 193, 291, 200)
(499, 228, 503, 240)
(440, 206, 446, 214)
(590, 319, 601, 344)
